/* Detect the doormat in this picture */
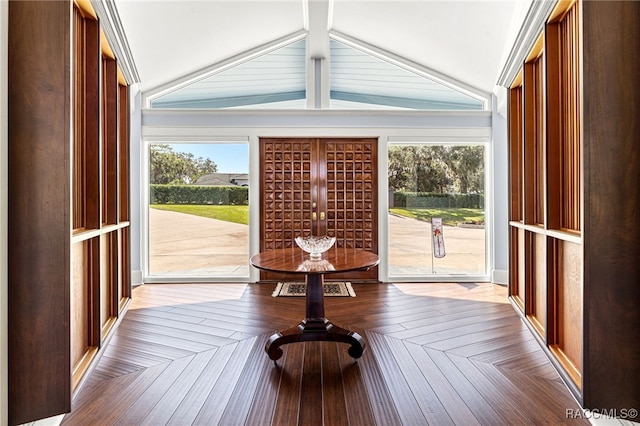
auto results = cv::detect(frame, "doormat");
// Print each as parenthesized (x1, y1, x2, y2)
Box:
(272, 282, 355, 297)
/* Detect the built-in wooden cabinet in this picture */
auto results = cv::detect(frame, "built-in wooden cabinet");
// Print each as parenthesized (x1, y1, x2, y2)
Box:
(508, 0, 640, 414)
(8, 1, 131, 423)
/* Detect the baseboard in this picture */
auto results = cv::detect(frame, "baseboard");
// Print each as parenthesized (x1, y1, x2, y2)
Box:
(491, 269, 508, 285)
(132, 270, 143, 287)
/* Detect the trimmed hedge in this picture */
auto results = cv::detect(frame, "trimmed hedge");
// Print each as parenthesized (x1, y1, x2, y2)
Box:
(150, 184, 248, 205)
(393, 191, 484, 208)
(150, 186, 481, 208)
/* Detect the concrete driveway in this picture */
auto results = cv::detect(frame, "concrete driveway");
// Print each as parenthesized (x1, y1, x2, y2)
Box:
(149, 208, 485, 277)
(149, 208, 250, 276)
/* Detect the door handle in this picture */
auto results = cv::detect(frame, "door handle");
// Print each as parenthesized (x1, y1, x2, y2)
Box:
(312, 212, 317, 221)
(320, 212, 325, 220)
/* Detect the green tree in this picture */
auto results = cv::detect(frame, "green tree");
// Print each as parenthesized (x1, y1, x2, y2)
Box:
(150, 144, 218, 184)
(388, 146, 451, 193)
(388, 145, 484, 193)
(440, 146, 484, 194)
(416, 146, 451, 193)
(388, 146, 417, 191)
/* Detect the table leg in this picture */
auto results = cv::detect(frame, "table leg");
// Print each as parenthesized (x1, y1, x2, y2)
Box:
(265, 273, 366, 361)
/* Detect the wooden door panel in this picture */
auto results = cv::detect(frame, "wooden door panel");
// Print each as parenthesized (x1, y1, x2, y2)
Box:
(323, 139, 378, 281)
(260, 137, 378, 282)
(324, 139, 377, 251)
(261, 138, 314, 251)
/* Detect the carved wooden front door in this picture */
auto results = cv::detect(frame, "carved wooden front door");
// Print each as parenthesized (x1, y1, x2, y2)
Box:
(260, 137, 378, 281)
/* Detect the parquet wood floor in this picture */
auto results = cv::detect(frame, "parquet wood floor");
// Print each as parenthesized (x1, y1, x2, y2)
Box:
(62, 282, 587, 425)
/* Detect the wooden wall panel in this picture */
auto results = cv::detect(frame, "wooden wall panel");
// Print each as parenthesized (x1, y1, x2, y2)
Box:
(517, 228, 526, 310)
(523, 51, 546, 227)
(508, 86, 523, 222)
(509, 0, 640, 412)
(83, 17, 101, 231)
(9, 1, 131, 422)
(102, 57, 119, 225)
(508, 227, 523, 311)
(118, 84, 130, 222)
(552, 239, 582, 387)
(120, 228, 132, 304)
(8, 1, 72, 423)
(100, 233, 118, 337)
(581, 0, 640, 409)
(72, 7, 87, 230)
(546, 3, 581, 233)
(70, 238, 100, 390)
(530, 233, 547, 336)
(71, 242, 91, 377)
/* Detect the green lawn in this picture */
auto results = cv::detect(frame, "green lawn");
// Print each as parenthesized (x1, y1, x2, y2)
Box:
(151, 205, 482, 228)
(389, 207, 484, 227)
(150, 204, 249, 225)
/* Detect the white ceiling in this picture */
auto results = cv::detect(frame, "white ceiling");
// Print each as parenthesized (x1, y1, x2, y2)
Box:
(114, 0, 528, 96)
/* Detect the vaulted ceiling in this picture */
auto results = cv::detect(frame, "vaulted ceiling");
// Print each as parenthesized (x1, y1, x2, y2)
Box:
(114, 0, 530, 98)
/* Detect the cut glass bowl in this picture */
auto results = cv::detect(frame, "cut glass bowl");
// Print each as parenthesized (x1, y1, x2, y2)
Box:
(294, 235, 336, 260)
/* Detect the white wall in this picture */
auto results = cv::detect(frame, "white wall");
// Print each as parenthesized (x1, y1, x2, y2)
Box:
(491, 92, 509, 284)
(129, 85, 143, 286)
(1, 1, 9, 424)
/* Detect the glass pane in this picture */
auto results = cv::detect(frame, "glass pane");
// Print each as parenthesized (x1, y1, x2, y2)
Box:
(148, 143, 249, 277)
(388, 145, 486, 277)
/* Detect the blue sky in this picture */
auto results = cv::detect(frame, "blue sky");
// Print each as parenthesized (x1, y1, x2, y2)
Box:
(172, 143, 248, 174)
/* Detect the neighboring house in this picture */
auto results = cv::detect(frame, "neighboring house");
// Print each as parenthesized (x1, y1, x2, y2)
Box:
(195, 173, 249, 186)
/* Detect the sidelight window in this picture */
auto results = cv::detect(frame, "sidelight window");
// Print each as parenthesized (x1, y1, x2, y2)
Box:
(387, 144, 487, 279)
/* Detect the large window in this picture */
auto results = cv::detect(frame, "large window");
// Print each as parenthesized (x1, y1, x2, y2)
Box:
(147, 142, 249, 279)
(387, 144, 486, 278)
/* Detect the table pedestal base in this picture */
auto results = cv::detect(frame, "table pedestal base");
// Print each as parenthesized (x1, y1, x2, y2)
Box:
(265, 318, 365, 361)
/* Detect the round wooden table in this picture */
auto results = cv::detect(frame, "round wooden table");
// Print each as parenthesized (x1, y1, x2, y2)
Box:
(250, 247, 379, 361)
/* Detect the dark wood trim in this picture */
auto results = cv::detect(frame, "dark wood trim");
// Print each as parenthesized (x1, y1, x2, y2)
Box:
(89, 237, 102, 348)
(509, 0, 640, 412)
(72, 7, 86, 230)
(118, 84, 130, 222)
(546, 4, 581, 233)
(523, 231, 534, 316)
(581, 0, 640, 410)
(8, 1, 132, 422)
(85, 17, 102, 230)
(545, 21, 562, 231)
(522, 61, 539, 226)
(102, 56, 119, 225)
(508, 85, 523, 222)
(8, 1, 72, 423)
(120, 227, 132, 301)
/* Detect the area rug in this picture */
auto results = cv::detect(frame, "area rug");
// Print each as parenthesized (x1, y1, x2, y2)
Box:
(272, 281, 356, 297)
